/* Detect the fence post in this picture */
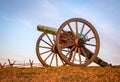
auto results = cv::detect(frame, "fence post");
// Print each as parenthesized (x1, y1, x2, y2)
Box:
(8, 59, 16, 67)
(29, 59, 34, 67)
(0, 62, 6, 68)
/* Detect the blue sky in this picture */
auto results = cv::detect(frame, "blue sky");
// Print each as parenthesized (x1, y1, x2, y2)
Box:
(0, 0, 120, 65)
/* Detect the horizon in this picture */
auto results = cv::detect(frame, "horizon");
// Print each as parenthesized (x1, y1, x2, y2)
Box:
(0, 0, 120, 66)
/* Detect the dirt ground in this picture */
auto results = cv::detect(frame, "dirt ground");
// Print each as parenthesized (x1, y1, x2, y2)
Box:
(0, 66, 120, 82)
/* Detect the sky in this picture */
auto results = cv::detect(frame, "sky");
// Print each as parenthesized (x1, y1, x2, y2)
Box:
(0, 0, 120, 66)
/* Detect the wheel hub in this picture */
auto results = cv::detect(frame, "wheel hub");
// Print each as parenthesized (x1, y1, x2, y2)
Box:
(51, 45, 57, 53)
(75, 38, 85, 47)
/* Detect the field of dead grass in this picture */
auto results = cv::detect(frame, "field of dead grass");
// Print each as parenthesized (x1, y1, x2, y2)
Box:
(0, 66, 120, 82)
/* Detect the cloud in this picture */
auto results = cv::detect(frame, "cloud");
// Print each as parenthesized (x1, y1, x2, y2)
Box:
(1, 15, 35, 29)
(37, 0, 64, 27)
(1, 15, 16, 22)
(40, 1, 58, 19)
(41, 0, 56, 12)
(17, 19, 35, 29)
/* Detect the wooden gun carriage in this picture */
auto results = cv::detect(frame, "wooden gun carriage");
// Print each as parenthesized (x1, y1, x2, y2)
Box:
(36, 18, 109, 67)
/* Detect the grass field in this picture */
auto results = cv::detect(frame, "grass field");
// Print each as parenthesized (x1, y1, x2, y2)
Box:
(0, 66, 120, 82)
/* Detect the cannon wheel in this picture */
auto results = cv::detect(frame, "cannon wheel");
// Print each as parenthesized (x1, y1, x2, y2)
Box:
(36, 33, 66, 67)
(56, 18, 100, 66)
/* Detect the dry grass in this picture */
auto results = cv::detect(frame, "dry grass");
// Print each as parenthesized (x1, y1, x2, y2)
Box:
(0, 66, 120, 82)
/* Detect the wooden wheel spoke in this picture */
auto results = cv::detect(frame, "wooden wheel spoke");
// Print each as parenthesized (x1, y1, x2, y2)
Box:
(40, 50, 51, 55)
(44, 53, 52, 62)
(72, 47, 77, 63)
(41, 39, 52, 47)
(78, 48, 82, 64)
(84, 29, 91, 37)
(62, 30, 74, 40)
(85, 43, 96, 47)
(53, 35, 56, 43)
(39, 46, 51, 49)
(86, 37, 95, 41)
(80, 24, 85, 38)
(81, 47, 89, 61)
(55, 54, 58, 66)
(50, 54, 55, 66)
(67, 23, 74, 36)
(76, 21, 78, 38)
(66, 46, 75, 57)
(61, 59, 65, 65)
(45, 33, 54, 45)
(67, 49, 72, 59)
(82, 47, 94, 60)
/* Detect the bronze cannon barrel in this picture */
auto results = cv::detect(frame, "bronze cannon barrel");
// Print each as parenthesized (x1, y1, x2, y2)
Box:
(37, 25, 57, 35)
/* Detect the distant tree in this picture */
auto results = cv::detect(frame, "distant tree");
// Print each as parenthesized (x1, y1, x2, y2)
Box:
(29, 59, 34, 67)
(0, 62, 6, 68)
(8, 59, 16, 67)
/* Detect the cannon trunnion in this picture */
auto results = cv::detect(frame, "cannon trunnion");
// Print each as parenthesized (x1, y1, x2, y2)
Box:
(36, 18, 109, 67)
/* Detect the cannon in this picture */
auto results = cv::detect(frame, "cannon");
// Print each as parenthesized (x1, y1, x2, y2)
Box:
(36, 18, 109, 67)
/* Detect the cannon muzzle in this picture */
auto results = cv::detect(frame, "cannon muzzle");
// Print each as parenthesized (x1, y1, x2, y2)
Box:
(37, 25, 57, 35)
